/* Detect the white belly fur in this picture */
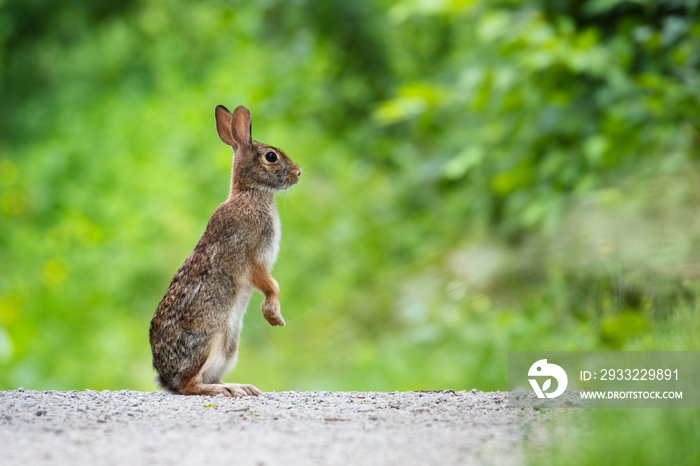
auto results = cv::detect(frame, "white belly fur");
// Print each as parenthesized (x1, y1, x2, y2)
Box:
(258, 213, 281, 271)
(198, 286, 253, 384)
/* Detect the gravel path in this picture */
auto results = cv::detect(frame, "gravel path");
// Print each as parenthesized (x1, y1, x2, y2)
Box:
(0, 389, 561, 465)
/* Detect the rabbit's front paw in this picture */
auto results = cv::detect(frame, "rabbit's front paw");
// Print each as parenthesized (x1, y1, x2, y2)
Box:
(262, 299, 285, 327)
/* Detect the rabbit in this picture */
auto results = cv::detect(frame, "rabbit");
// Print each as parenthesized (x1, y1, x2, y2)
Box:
(149, 104, 301, 397)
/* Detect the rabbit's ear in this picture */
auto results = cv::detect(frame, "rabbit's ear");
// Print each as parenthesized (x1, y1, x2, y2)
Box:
(215, 105, 235, 146)
(231, 106, 252, 149)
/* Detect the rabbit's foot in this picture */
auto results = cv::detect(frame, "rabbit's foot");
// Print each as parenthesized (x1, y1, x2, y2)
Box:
(220, 383, 262, 397)
(262, 299, 285, 326)
(179, 382, 261, 397)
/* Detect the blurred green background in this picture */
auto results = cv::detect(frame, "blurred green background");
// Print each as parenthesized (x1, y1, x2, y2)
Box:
(1, 0, 699, 462)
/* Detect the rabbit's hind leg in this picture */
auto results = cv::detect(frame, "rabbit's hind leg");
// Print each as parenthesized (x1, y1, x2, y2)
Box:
(178, 376, 260, 397)
(178, 378, 230, 397)
(178, 331, 260, 397)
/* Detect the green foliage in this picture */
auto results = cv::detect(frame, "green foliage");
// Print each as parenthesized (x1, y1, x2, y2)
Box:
(534, 408, 700, 466)
(1, 3, 699, 458)
(0, 0, 697, 386)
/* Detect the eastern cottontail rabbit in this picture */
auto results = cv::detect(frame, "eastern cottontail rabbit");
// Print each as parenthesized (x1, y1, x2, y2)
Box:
(149, 105, 301, 397)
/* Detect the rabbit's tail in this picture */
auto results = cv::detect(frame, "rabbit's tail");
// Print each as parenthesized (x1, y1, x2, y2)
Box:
(155, 374, 179, 394)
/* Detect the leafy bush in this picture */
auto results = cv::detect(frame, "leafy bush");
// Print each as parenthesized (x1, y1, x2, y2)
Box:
(0, 0, 698, 393)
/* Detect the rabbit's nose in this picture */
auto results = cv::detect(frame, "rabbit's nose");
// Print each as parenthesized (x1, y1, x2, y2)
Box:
(296, 170, 301, 177)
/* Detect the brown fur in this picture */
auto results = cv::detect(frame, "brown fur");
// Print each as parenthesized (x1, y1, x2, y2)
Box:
(149, 105, 300, 396)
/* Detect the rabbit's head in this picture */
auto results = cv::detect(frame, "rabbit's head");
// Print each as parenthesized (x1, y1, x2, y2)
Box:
(215, 105, 301, 192)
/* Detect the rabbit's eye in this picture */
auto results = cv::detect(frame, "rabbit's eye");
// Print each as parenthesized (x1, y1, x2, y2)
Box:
(264, 152, 278, 163)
